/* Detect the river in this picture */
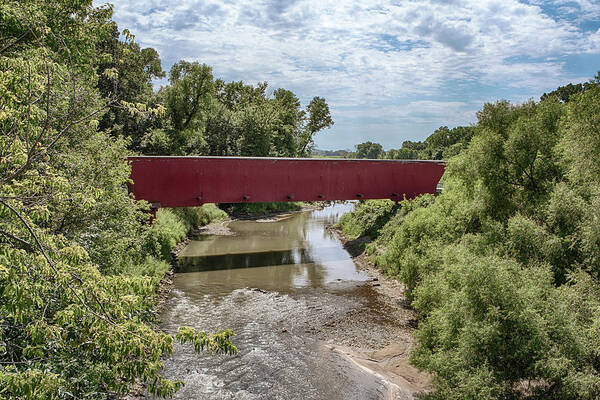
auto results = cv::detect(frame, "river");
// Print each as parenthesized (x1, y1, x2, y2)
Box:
(153, 203, 423, 400)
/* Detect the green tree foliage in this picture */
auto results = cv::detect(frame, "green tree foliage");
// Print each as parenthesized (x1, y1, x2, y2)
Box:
(301, 96, 334, 154)
(540, 71, 599, 103)
(172, 204, 228, 233)
(339, 75, 600, 398)
(167, 61, 214, 133)
(411, 249, 600, 400)
(311, 148, 351, 158)
(458, 99, 564, 220)
(355, 141, 384, 159)
(425, 125, 474, 159)
(140, 62, 215, 155)
(96, 23, 165, 148)
(559, 84, 600, 191)
(386, 147, 421, 160)
(385, 126, 474, 161)
(140, 63, 333, 157)
(221, 201, 302, 216)
(338, 200, 398, 239)
(271, 88, 306, 156)
(0, 2, 235, 398)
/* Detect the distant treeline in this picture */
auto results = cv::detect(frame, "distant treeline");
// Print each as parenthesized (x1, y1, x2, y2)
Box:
(326, 76, 597, 162)
(313, 124, 474, 160)
(312, 148, 353, 157)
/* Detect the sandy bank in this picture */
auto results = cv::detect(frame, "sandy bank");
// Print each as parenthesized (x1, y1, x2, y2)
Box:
(325, 227, 432, 399)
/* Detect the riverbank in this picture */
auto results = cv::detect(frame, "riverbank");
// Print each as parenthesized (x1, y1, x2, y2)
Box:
(325, 227, 432, 399)
(145, 204, 430, 399)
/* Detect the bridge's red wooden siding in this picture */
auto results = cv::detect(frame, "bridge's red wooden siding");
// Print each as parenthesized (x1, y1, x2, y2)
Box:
(127, 156, 446, 208)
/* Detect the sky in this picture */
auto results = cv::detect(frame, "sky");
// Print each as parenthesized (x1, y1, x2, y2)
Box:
(99, 0, 600, 150)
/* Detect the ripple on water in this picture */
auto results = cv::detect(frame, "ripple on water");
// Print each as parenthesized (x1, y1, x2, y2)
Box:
(156, 287, 389, 400)
(153, 204, 394, 399)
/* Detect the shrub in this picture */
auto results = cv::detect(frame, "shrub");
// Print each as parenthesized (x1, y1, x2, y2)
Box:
(411, 247, 597, 399)
(504, 214, 568, 283)
(172, 204, 228, 232)
(337, 200, 399, 239)
(371, 188, 476, 295)
(222, 201, 302, 216)
(123, 256, 171, 279)
(143, 209, 188, 261)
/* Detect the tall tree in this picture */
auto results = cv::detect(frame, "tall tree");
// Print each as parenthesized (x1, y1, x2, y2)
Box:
(96, 23, 165, 148)
(166, 61, 214, 132)
(141, 61, 215, 155)
(271, 88, 304, 157)
(299, 96, 334, 155)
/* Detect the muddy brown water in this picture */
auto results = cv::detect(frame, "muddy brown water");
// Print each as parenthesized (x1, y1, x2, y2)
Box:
(155, 203, 405, 399)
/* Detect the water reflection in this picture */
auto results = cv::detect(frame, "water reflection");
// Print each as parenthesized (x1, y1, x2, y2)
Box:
(156, 203, 388, 400)
(178, 249, 314, 272)
(176, 202, 368, 294)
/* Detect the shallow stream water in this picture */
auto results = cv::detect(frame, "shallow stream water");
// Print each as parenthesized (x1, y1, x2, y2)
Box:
(155, 203, 402, 399)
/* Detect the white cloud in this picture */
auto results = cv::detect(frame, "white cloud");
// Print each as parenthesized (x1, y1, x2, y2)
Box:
(99, 0, 600, 148)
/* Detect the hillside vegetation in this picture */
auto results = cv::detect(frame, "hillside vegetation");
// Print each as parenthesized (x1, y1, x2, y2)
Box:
(1, 0, 335, 396)
(339, 80, 600, 399)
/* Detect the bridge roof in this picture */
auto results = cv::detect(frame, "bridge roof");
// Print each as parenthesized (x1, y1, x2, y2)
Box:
(129, 155, 446, 164)
(128, 156, 446, 207)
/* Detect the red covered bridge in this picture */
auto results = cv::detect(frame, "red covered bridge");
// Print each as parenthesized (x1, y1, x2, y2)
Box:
(127, 156, 446, 208)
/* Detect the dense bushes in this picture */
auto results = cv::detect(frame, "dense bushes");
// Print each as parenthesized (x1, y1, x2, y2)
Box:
(339, 83, 600, 398)
(411, 252, 600, 399)
(143, 209, 188, 261)
(172, 204, 228, 232)
(338, 200, 398, 238)
(131, 205, 229, 275)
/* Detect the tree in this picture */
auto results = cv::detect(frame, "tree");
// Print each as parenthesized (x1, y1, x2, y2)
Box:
(203, 103, 239, 156)
(386, 147, 420, 159)
(402, 140, 427, 151)
(271, 88, 304, 157)
(0, 2, 235, 398)
(141, 61, 215, 155)
(238, 104, 277, 156)
(355, 141, 384, 159)
(298, 96, 334, 155)
(540, 71, 599, 103)
(166, 61, 214, 133)
(207, 80, 270, 156)
(456, 99, 563, 220)
(144, 71, 334, 158)
(215, 79, 268, 111)
(425, 126, 474, 159)
(96, 23, 165, 149)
